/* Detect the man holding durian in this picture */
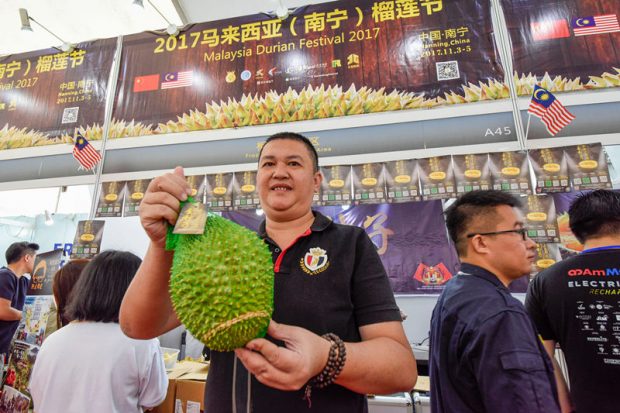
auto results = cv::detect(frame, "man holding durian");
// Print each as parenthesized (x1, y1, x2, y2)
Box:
(120, 132, 417, 412)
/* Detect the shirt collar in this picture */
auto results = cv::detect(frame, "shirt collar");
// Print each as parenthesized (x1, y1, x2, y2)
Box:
(258, 210, 332, 238)
(459, 263, 507, 290)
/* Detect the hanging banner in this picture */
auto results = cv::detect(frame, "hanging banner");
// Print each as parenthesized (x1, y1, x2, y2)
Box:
(0, 39, 117, 150)
(70, 220, 105, 259)
(352, 163, 387, 205)
(489, 151, 532, 195)
(565, 143, 612, 191)
(226, 201, 460, 294)
(28, 249, 63, 296)
(205, 173, 233, 211)
(530, 148, 570, 193)
(419, 155, 456, 200)
(452, 153, 491, 194)
(523, 194, 560, 243)
(111, 0, 505, 137)
(320, 165, 352, 206)
(95, 181, 126, 218)
(501, 0, 620, 95)
(123, 179, 151, 217)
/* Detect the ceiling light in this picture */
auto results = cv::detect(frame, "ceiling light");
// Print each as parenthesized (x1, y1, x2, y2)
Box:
(19, 8, 75, 52)
(44, 210, 54, 226)
(133, 0, 179, 36)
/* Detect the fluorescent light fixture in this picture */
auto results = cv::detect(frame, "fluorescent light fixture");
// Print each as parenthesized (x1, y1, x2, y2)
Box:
(44, 210, 54, 226)
(19, 8, 75, 52)
(133, 0, 179, 36)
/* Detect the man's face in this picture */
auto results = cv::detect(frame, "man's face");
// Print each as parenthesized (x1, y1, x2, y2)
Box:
(478, 205, 537, 280)
(24, 253, 36, 274)
(257, 139, 321, 222)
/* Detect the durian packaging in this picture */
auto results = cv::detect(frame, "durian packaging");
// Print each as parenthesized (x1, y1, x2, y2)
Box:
(95, 181, 127, 218)
(489, 151, 532, 195)
(418, 156, 456, 200)
(385, 160, 421, 203)
(166, 200, 273, 351)
(452, 154, 491, 195)
(523, 194, 560, 243)
(565, 143, 612, 191)
(351, 163, 387, 205)
(530, 148, 570, 193)
(123, 179, 151, 217)
(320, 165, 352, 206)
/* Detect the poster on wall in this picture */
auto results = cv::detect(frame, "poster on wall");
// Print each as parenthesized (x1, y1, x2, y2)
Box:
(418, 156, 456, 200)
(552, 191, 583, 259)
(70, 220, 105, 259)
(523, 194, 560, 243)
(489, 151, 532, 195)
(123, 179, 151, 217)
(232, 171, 260, 210)
(385, 159, 421, 203)
(28, 249, 63, 296)
(186, 174, 207, 202)
(0, 384, 30, 413)
(452, 153, 491, 195)
(95, 181, 126, 218)
(530, 243, 562, 280)
(352, 163, 386, 205)
(501, 0, 620, 95)
(226, 201, 460, 294)
(566, 143, 612, 191)
(0, 38, 117, 150)
(320, 165, 352, 206)
(530, 148, 570, 193)
(111, 0, 505, 138)
(205, 173, 233, 211)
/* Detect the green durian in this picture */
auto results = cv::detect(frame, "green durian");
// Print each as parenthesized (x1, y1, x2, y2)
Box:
(169, 213, 273, 351)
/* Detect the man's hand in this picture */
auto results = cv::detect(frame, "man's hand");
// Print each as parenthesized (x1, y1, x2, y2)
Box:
(140, 166, 192, 248)
(234, 320, 331, 391)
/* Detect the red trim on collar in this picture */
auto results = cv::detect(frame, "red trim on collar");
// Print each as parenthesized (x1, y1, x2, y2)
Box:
(274, 228, 312, 273)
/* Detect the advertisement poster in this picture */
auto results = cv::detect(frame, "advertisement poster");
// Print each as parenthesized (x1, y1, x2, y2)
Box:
(489, 151, 532, 195)
(524, 194, 560, 243)
(232, 171, 260, 210)
(28, 249, 63, 296)
(226, 201, 460, 294)
(418, 156, 456, 200)
(13, 296, 55, 348)
(530, 147, 570, 193)
(205, 172, 233, 211)
(352, 163, 386, 204)
(530, 243, 562, 280)
(0, 384, 30, 413)
(501, 0, 620, 95)
(70, 220, 105, 259)
(452, 153, 491, 195)
(186, 174, 207, 201)
(0, 39, 116, 150)
(95, 181, 126, 218)
(111, 0, 505, 138)
(566, 143, 612, 191)
(385, 159, 421, 203)
(123, 179, 151, 217)
(320, 165, 352, 206)
(552, 191, 584, 258)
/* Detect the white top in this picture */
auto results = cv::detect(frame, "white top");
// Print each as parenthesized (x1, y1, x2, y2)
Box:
(30, 322, 168, 413)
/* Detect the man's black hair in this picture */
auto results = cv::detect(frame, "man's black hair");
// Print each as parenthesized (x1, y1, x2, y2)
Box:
(258, 132, 320, 173)
(445, 190, 522, 256)
(5, 242, 39, 265)
(67, 250, 141, 323)
(569, 190, 620, 244)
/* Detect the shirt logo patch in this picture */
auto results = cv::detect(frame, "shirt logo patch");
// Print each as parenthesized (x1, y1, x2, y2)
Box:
(300, 247, 330, 275)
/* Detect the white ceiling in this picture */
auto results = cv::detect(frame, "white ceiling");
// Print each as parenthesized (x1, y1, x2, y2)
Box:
(1, 0, 334, 57)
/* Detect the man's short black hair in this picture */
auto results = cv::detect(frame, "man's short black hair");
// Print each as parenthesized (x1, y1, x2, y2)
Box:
(569, 190, 620, 244)
(258, 132, 320, 173)
(67, 250, 141, 323)
(5, 242, 39, 265)
(445, 190, 522, 256)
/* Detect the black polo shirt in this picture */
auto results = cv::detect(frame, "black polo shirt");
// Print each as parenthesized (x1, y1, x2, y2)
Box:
(429, 263, 560, 413)
(204, 211, 401, 413)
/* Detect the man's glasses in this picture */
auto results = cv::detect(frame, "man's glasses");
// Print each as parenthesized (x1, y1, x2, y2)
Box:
(466, 228, 529, 241)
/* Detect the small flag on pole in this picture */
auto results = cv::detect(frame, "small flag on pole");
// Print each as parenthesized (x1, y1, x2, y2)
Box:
(528, 85, 575, 136)
(72, 134, 102, 170)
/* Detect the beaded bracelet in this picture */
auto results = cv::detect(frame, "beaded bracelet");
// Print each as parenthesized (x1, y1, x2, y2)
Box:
(303, 333, 347, 407)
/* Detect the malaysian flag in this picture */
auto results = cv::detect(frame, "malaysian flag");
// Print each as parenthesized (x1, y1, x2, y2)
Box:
(528, 85, 575, 136)
(161, 71, 193, 89)
(72, 134, 102, 170)
(571, 14, 620, 36)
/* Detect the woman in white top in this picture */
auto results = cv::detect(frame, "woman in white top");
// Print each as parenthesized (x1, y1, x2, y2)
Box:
(29, 250, 168, 413)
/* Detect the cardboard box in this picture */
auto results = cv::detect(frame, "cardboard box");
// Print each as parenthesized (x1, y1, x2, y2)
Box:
(175, 379, 205, 413)
(153, 361, 209, 413)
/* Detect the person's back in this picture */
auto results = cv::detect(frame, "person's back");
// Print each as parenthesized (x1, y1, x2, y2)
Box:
(526, 189, 620, 413)
(30, 322, 164, 413)
(30, 250, 167, 413)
